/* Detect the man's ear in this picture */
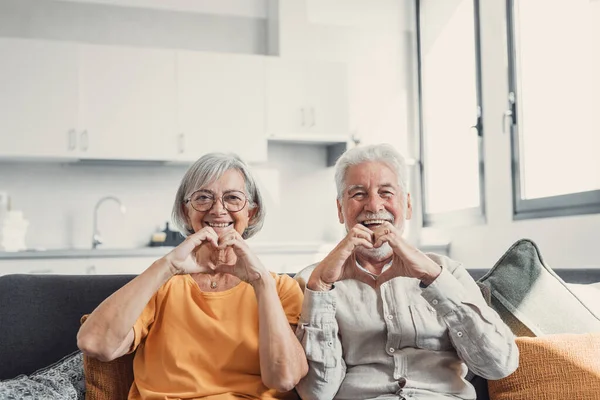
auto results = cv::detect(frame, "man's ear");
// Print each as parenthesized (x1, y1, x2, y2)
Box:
(405, 193, 413, 220)
(337, 199, 345, 224)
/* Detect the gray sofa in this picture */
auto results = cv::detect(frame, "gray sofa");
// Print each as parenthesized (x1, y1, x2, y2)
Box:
(2, 269, 600, 399)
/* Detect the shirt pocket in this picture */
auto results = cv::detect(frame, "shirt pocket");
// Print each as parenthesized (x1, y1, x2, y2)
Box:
(299, 324, 337, 368)
(409, 303, 452, 351)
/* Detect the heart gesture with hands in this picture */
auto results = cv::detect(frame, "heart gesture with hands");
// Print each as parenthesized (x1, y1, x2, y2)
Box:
(308, 222, 442, 291)
(371, 221, 442, 287)
(307, 224, 381, 291)
(164, 226, 265, 284)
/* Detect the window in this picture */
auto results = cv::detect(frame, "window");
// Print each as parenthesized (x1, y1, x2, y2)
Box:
(416, 0, 485, 226)
(507, 0, 600, 219)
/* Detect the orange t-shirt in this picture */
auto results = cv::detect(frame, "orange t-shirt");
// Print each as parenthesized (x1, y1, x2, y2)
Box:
(127, 273, 303, 400)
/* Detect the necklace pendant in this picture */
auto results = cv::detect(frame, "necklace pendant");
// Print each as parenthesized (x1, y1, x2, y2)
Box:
(210, 281, 217, 289)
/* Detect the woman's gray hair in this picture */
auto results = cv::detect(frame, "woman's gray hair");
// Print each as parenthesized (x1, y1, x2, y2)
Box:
(171, 152, 265, 239)
(334, 143, 408, 200)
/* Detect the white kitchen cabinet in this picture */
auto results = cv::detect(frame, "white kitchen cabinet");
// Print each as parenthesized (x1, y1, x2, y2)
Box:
(176, 52, 267, 164)
(266, 58, 349, 138)
(0, 39, 79, 159)
(78, 45, 177, 160)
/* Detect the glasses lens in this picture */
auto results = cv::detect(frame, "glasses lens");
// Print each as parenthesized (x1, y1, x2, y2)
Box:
(223, 191, 247, 212)
(191, 191, 214, 211)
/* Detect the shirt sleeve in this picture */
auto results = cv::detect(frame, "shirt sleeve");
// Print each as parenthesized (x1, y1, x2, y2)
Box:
(275, 273, 304, 325)
(420, 257, 519, 380)
(127, 291, 158, 354)
(294, 287, 346, 400)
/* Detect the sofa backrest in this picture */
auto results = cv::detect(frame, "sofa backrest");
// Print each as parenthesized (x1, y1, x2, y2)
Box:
(0, 274, 135, 380)
(2, 269, 600, 382)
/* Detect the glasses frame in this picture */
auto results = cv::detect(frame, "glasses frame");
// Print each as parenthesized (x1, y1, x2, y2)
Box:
(184, 189, 249, 213)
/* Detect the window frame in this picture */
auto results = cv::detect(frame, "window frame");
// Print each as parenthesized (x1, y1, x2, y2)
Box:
(415, 0, 487, 227)
(506, 0, 600, 220)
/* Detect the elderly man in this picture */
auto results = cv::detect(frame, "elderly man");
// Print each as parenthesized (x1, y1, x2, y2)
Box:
(294, 144, 518, 400)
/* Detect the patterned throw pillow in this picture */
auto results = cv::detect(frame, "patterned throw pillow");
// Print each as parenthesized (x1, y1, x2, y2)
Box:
(488, 333, 600, 400)
(0, 351, 84, 400)
(477, 239, 600, 336)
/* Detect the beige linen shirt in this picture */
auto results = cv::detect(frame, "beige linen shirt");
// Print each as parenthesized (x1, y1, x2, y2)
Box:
(294, 253, 518, 400)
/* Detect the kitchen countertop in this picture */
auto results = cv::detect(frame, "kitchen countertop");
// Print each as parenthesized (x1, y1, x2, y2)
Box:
(0, 242, 339, 260)
(0, 241, 449, 260)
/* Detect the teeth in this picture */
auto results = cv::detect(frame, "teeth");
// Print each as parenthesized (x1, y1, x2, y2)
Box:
(207, 222, 231, 228)
(362, 219, 387, 225)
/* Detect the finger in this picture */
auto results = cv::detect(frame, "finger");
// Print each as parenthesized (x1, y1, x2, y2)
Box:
(350, 237, 374, 249)
(372, 222, 400, 249)
(351, 224, 375, 237)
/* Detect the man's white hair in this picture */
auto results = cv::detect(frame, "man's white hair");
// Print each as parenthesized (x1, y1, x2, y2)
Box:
(334, 143, 408, 200)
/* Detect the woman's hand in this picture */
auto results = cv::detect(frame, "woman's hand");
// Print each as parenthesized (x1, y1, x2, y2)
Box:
(163, 226, 219, 275)
(213, 230, 267, 284)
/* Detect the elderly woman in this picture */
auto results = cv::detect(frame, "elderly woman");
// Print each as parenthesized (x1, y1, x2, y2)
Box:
(77, 153, 308, 400)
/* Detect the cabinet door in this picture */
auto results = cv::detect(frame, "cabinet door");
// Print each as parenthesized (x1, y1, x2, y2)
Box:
(0, 39, 79, 159)
(265, 58, 309, 136)
(306, 61, 349, 136)
(79, 45, 177, 160)
(266, 58, 349, 138)
(177, 52, 267, 163)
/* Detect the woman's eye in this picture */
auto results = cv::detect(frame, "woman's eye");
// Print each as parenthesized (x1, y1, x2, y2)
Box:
(194, 195, 212, 202)
(224, 194, 242, 202)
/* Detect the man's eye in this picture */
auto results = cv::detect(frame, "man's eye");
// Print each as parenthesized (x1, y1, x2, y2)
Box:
(380, 191, 395, 198)
(351, 192, 366, 199)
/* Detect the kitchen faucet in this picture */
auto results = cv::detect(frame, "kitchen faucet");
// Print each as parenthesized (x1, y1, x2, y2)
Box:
(92, 196, 126, 249)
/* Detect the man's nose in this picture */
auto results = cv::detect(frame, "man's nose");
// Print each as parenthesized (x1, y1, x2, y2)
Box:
(364, 194, 385, 213)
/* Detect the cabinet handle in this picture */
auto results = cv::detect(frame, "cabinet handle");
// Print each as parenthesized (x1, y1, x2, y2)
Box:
(301, 108, 306, 127)
(178, 133, 185, 154)
(310, 107, 316, 127)
(67, 129, 77, 151)
(80, 130, 89, 151)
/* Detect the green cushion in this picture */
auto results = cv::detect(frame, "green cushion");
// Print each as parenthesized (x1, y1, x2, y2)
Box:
(478, 239, 600, 336)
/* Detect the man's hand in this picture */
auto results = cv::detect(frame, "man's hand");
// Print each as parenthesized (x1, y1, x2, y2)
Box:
(372, 222, 441, 286)
(307, 224, 378, 291)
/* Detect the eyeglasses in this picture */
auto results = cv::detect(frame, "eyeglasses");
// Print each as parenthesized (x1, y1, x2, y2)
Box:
(184, 190, 248, 213)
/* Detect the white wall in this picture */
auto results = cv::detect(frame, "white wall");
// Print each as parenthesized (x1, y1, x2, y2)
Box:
(420, 0, 600, 269)
(0, 144, 341, 250)
(0, 0, 411, 251)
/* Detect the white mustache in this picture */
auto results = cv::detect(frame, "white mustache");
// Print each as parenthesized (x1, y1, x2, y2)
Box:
(358, 212, 395, 223)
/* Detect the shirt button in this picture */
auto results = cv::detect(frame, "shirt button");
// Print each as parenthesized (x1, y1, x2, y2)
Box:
(432, 299, 439, 305)
(457, 331, 464, 337)
(327, 305, 334, 311)
(387, 315, 394, 320)
(327, 341, 333, 347)
(389, 347, 395, 353)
